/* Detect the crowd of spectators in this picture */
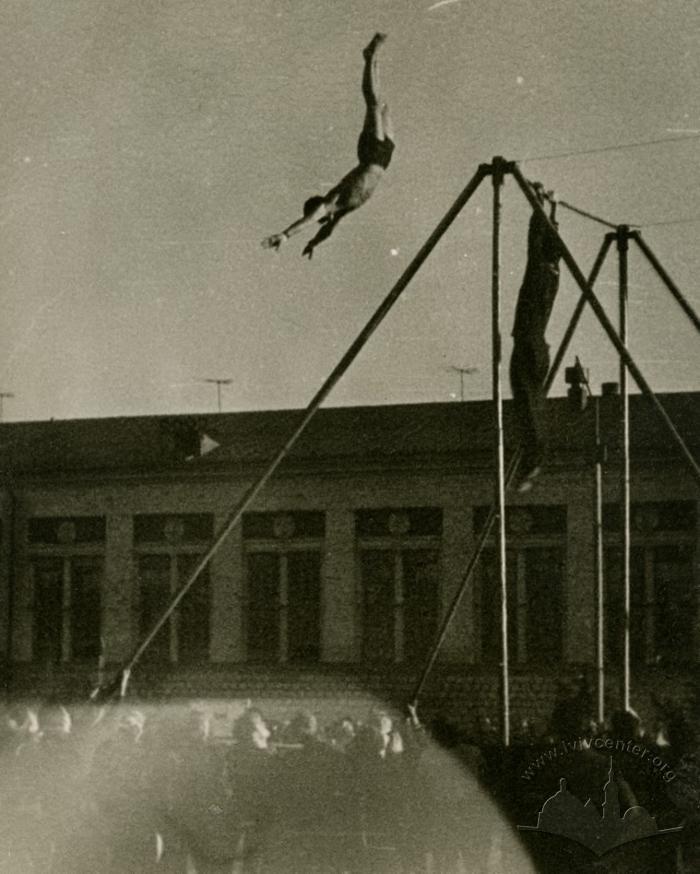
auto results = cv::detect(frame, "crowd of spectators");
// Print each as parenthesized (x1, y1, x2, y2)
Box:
(0, 690, 698, 873)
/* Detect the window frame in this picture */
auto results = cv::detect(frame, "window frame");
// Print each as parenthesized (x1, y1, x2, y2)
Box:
(603, 504, 697, 667)
(474, 506, 567, 667)
(355, 508, 443, 665)
(28, 518, 105, 664)
(242, 513, 325, 664)
(132, 513, 214, 665)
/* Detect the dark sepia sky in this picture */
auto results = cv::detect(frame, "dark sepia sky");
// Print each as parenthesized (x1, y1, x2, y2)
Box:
(1, 0, 699, 421)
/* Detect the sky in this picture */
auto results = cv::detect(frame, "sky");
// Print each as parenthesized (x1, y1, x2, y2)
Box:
(1, 0, 699, 422)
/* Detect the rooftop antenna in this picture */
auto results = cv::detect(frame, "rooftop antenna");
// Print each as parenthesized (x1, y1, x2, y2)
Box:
(444, 365, 478, 401)
(199, 378, 232, 413)
(0, 392, 15, 422)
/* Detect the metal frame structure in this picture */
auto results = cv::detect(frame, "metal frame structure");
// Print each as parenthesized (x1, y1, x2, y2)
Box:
(491, 158, 510, 745)
(94, 159, 700, 742)
(567, 359, 607, 727)
(617, 226, 632, 714)
(594, 387, 606, 727)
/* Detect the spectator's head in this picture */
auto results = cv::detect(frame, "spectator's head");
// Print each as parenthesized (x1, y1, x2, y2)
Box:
(38, 703, 72, 738)
(388, 729, 404, 754)
(368, 707, 393, 737)
(286, 710, 318, 744)
(340, 716, 356, 738)
(233, 707, 270, 750)
(479, 715, 499, 744)
(327, 716, 356, 749)
(117, 708, 146, 743)
(251, 709, 271, 749)
(185, 707, 211, 742)
(5, 704, 39, 737)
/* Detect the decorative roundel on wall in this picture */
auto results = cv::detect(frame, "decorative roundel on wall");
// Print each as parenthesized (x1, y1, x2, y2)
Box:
(164, 517, 186, 545)
(633, 506, 660, 533)
(388, 511, 410, 536)
(57, 520, 77, 544)
(509, 508, 534, 535)
(273, 513, 296, 539)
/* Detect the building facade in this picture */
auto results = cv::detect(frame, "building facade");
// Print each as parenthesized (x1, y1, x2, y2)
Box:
(0, 394, 698, 733)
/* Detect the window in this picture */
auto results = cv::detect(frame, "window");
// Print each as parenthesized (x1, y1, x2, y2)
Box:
(134, 514, 214, 664)
(29, 517, 104, 663)
(604, 501, 697, 666)
(475, 506, 566, 665)
(243, 512, 324, 663)
(356, 508, 442, 664)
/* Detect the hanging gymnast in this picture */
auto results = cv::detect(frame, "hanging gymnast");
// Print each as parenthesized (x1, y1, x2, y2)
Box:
(261, 33, 394, 260)
(510, 182, 562, 492)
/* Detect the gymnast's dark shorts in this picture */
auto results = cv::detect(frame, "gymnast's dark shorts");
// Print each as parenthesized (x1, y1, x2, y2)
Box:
(357, 131, 395, 169)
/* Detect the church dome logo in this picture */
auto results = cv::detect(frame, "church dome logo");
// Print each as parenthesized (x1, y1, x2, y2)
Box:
(519, 757, 683, 857)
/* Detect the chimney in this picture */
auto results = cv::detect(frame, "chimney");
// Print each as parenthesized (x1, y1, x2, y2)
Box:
(601, 382, 619, 397)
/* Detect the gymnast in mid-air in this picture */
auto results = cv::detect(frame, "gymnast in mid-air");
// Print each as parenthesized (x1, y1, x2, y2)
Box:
(262, 33, 394, 259)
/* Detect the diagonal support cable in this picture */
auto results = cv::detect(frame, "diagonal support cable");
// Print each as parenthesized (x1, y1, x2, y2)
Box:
(556, 199, 624, 231)
(411, 235, 613, 706)
(92, 164, 490, 701)
(630, 232, 700, 333)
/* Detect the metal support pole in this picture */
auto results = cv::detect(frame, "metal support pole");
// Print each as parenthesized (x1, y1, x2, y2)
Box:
(573, 358, 607, 727)
(491, 157, 510, 747)
(511, 165, 700, 486)
(594, 395, 606, 726)
(94, 164, 490, 699)
(618, 226, 632, 712)
(631, 233, 700, 334)
(411, 236, 612, 706)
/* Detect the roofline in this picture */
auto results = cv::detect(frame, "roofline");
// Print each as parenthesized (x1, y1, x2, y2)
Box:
(3, 389, 699, 428)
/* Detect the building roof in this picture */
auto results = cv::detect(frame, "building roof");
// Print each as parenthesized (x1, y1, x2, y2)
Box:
(0, 393, 698, 478)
